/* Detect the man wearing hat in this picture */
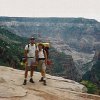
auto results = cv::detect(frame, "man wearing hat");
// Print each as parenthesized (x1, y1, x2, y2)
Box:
(23, 37, 37, 85)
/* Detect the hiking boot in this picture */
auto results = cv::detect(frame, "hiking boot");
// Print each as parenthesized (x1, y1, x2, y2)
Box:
(43, 80, 47, 85)
(23, 79, 27, 85)
(30, 78, 35, 83)
(39, 77, 44, 82)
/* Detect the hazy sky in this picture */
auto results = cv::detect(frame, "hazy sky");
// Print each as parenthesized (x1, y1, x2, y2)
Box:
(0, 0, 100, 21)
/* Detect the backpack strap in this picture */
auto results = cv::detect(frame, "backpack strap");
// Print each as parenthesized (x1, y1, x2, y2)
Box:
(28, 44, 30, 49)
(35, 44, 37, 50)
(26, 44, 30, 53)
(28, 44, 37, 49)
(43, 49, 47, 58)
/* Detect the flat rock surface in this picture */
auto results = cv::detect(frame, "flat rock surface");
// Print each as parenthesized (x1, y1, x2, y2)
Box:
(0, 66, 100, 100)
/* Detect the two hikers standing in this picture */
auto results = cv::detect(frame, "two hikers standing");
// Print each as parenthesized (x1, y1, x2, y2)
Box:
(23, 37, 47, 85)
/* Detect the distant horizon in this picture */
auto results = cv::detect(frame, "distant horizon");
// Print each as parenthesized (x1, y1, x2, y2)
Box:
(0, 0, 100, 22)
(0, 16, 100, 22)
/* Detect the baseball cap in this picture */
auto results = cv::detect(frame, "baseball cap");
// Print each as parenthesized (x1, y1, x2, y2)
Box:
(30, 37, 35, 40)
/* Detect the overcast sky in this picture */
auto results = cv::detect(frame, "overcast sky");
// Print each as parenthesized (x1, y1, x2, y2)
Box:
(0, 0, 100, 22)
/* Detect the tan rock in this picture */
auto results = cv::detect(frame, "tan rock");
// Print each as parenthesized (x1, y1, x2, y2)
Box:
(0, 66, 100, 100)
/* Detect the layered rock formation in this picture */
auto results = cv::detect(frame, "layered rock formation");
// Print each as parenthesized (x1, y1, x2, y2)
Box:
(83, 50, 100, 87)
(1, 17, 100, 81)
(0, 66, 100, 100)
(48, 47, 81, 81)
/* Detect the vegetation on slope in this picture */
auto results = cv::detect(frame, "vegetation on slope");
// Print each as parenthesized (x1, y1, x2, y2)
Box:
(0, 26, 27, 69)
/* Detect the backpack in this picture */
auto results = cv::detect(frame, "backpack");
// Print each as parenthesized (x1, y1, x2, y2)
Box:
(39, 43, 50, 59)
(43, 46, 49, 59)
(43, 46, 52, 65)
(41, 43, 52, 65)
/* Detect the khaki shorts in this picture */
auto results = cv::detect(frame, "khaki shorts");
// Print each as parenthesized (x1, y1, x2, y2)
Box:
(25, 58, 36, 71)
(38, 60, 46, 71)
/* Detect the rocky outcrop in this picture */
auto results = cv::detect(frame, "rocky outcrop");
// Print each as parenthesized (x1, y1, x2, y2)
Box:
(83, 51, 100, 87)
(0, 66, 100, 100)
(47, 47, 82, 81)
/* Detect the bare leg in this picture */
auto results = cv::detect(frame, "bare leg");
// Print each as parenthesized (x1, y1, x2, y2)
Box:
(41, 70, 46, 78)
(23, 66, 28, 85)
(29, 66, 35, 83)
(25, 70, 28, 79)
(30, 66, 34, 77)
(41, 70, 46, 85)
(24, 65, 29, 79)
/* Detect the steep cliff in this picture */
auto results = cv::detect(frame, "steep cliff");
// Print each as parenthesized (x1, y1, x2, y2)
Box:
(0, 26, 82, 81)
(47, 48, 81, 81)
(1, 17, 99, 74)
(83, 51, 100, 86)
(0, 26, 27, 69)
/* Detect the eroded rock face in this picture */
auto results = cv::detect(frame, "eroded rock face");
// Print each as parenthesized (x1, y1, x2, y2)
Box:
(0, 66, 100, 100)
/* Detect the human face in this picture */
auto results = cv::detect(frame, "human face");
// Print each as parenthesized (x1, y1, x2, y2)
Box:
(38, 45, 43, 50)
(30, 39, 35, 44)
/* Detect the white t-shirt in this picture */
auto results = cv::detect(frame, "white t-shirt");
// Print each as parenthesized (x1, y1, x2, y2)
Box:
(38, 49, 45, 58)
(25, 44, 36, 57)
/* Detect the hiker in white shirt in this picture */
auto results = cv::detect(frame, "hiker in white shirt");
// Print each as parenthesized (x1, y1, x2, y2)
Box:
(23, 37, 37, 85)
